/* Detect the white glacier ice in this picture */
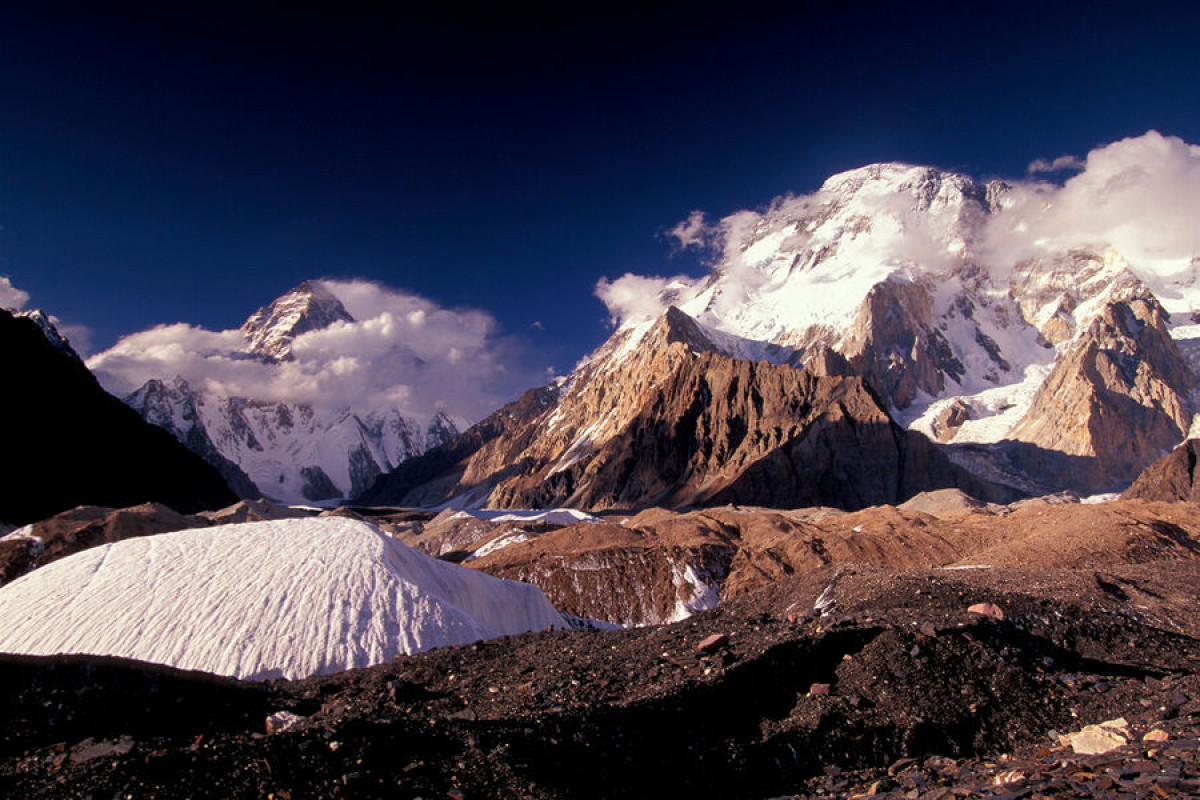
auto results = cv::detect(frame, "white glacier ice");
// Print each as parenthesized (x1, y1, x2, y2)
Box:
(0, 517, 563, 680)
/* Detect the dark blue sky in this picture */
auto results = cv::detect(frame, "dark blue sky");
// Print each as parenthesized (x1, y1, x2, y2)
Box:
(2, 1, 1199, 374)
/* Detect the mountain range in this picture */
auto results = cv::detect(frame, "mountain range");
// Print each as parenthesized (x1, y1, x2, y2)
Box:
(363, 163, 1200, 508)
(10, 158, 1199, 516)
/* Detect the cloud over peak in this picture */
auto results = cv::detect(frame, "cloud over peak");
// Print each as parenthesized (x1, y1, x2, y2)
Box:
(598, 131, 1200, 330)
(89, 279, 542, 424)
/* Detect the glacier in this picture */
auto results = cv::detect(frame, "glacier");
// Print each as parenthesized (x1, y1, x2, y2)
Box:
(0, 517, 564, 680)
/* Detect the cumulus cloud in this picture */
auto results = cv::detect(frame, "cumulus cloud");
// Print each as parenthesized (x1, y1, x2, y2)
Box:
(0, 276, 29, 310)
(594, 272, 705, 327)
(985, 130, 1200, 271)
(1027, 154, 1085, 175)
(88, 279, 543, 424)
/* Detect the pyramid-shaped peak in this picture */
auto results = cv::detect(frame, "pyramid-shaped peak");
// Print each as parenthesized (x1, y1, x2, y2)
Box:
(653, 305, 716, 351)
(240, 280, 354, 360)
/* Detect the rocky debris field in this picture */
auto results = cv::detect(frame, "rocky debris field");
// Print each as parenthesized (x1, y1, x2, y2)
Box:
(1, 559, 1197, 799)
(365, 498, 1200, 628)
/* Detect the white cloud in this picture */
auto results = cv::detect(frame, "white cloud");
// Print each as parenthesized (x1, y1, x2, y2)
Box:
(667, 210, 714, 250)
(0, 276, 29, 311)
(985, 130, 1200, 270)
(1027, 154, 1085, 175)
(88, 279, 541, 424)
(594, 272, 704, 327)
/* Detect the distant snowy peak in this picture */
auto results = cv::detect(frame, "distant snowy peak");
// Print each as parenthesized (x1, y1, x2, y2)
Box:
(240, 279, 353, 359)
(621, 164, 1008, 357)
(116, 279, 464, 504)
(816, 162, 1003, 215)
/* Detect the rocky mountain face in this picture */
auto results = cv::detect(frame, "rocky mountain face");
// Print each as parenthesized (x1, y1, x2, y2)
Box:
(1007, 288, 1195, 492)
(111, 282, 459, 504)
(0, 310, 235, 525)
(363, 306, 998, 511)
(1122, 438, 1200, 502)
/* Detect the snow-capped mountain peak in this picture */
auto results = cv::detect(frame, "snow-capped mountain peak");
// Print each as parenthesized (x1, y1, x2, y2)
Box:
(240, 279, 354, 360)
(110, 280, 461, 504)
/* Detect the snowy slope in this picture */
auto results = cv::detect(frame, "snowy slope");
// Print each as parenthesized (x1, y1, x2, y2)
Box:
(130, 378, 455, 504)
(0, 517, 563, 680)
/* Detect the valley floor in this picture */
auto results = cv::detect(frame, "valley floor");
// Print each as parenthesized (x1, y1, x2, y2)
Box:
(2, 559, 1198, 798)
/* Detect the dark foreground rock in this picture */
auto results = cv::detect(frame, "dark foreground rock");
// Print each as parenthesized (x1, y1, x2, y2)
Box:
(0, 309, 236, 525)
(1, 560, 1197, 799)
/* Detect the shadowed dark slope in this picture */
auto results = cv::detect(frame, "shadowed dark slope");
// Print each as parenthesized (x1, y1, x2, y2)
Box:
(0, 310, 235, 524)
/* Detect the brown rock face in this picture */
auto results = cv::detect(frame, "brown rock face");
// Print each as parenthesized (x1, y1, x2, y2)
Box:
(840, 278, 966, 409)
(1009, 291, 1195, 493)
(1122, 439, 1200, 502)
(369, 307, 996, 512)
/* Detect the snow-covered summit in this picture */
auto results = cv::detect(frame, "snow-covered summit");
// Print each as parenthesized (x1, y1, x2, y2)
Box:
(660, 163, 1003, 346)
(241, 279, 354, 360)
(0, 517, 563, 680)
